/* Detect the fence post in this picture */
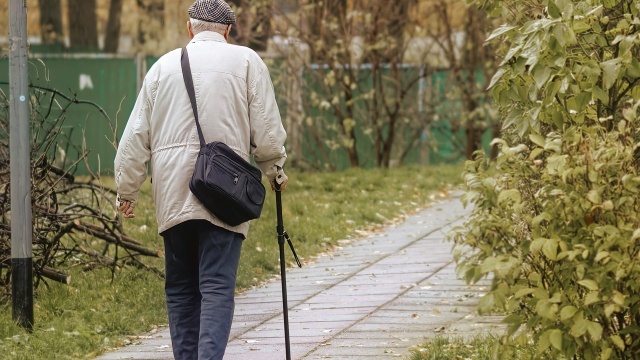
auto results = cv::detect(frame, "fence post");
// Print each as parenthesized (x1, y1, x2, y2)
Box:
(9, 0, 34, 330)
(418, 65, 431, 166)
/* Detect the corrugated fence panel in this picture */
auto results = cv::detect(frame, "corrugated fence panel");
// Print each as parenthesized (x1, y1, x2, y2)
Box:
(2, 55, 484, 175)
(1, 56, 137, 176)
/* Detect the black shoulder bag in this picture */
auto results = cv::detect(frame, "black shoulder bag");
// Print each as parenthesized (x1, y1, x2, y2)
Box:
(181, 48, 266, 226)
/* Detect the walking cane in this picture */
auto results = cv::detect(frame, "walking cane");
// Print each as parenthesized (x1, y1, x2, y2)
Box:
(274, 179, 301, 360)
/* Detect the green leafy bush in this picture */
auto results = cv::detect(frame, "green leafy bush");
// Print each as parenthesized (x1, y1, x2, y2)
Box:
(453, 0, 640, 359)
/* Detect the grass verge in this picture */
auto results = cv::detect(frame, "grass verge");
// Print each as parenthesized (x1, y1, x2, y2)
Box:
(409, 336, 538, 360)
(0, 164, 463, 359)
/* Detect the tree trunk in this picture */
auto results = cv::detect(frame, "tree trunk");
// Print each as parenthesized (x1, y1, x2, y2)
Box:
(380, 62, 405, 168)
(227, 0, 246, 45)
(372, 63, 383, 167)
(38, 0, 63, 46)
(306, 0, 347, 62)
(463, 7, 490, 159)
(465, 126, 482, 159)
(346, 129, 359, 167)
(388, 0, 415, 36)
(68, 0, 98, 50)
(340, 74, 359, 168)
(285, 62, 304, 168)
(137, 0, 165, 53)
(104, 0, 123, 53)
(248, 0, 271, 51)
(490, 121, 501, 160)
(386, 0, 414, 62)
(438, 2, 490, 160)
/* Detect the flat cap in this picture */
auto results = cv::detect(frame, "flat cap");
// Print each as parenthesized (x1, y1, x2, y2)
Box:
(188, 0, 236, 25)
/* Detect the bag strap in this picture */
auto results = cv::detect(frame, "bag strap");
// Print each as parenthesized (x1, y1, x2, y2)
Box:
(181, 47, 206, 147)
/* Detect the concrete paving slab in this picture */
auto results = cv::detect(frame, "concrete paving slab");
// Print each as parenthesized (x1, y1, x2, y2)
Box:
(95, 194, 505, 360)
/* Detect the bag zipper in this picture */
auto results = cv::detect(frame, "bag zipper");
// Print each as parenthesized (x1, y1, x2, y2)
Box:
(211, 155, 240, 184)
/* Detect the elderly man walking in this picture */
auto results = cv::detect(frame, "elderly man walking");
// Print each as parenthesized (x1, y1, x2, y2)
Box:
(114, 0, 288, 359)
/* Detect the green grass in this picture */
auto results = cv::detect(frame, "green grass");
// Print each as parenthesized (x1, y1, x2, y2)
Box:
(237, 164, 463, 290)
(409, 336, 538, 360)
(0, 164, 463, 359)
(0, 268, 167, 360)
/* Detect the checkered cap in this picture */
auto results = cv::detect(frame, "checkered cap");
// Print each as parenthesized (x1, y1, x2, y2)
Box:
(188, 0, 236, 25)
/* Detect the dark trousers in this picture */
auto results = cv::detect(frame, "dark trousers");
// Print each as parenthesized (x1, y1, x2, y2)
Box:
(162, 220, 244, 360)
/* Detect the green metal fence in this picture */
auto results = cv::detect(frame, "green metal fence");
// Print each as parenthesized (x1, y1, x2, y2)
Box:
(1, 55, 138, 176)
(2, 54, 485, 175)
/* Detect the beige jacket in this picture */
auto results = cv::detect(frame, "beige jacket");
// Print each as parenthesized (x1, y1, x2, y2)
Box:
(114, 31, 287, 236)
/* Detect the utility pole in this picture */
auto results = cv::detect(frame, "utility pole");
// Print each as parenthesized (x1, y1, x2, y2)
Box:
(9, 0, 34, 330)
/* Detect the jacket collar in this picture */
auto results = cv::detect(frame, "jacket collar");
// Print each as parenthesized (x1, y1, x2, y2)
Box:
(190, 31, 227, 44)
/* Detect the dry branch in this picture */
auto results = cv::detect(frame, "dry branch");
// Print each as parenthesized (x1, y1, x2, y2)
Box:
(40, 266, 70, 284)
(0, 82, 163, 302)
(72, 221, 163, 258)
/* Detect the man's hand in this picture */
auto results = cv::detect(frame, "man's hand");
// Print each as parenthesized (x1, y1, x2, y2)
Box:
(117, 199, 136, 218)
(271, 168, 288, 191)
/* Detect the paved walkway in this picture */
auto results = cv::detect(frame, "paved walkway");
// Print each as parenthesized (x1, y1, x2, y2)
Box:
(97, 194, 503, 360)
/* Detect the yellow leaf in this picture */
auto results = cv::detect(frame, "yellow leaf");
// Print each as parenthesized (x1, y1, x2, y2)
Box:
(549, 329, 563, 350)
(611, 335, 625, 350)
(560, 306, 578, 321)
(542, 238, 558, 260)
(585, 292, 600, 306)
(570, 319, 588, 337)
(498, 189, 522, 205)
(529, 133, 546, 147)
(611, 291, 625, 306)
(587, 321, 603, 341)
(587, 190, 602, 204)
(578, 279, 599, 291)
